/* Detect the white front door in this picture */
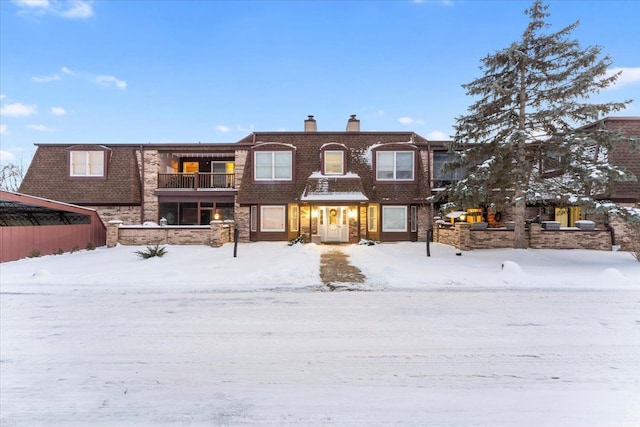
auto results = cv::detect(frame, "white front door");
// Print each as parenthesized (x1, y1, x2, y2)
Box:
(318, 206, 349, 243)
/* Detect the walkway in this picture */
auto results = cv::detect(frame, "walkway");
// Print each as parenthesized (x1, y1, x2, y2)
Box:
(319, 246, 366, 290)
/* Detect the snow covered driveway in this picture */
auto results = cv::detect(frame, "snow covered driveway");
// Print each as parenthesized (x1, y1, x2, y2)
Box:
(2, 287, 639, 426)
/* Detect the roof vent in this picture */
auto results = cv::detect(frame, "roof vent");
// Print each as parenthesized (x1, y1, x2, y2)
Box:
(346, 114, 360, 132)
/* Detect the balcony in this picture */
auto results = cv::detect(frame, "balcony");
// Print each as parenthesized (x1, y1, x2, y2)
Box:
(157, 173, 235, 190)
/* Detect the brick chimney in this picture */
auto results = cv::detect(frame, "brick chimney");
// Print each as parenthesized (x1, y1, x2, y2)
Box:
(346, 114, 360, 132)
(304, 115, 317, 132)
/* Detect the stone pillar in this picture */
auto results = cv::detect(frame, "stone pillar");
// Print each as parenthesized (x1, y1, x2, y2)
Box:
(210, 220, 223, 247)
(456, 222, 471, 251)
(142, 149, 160, 223)
(107, 220, 122, 248)
(529, 223, 542, 249)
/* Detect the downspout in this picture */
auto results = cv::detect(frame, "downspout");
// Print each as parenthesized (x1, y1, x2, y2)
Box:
(140, 145, 144, 224)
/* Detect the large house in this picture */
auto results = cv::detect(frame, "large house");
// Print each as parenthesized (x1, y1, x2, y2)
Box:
(19, 115, 456, 243)
(18, 115, 640, 245)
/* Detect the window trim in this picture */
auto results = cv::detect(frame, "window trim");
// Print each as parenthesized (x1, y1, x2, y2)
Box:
(368, 205, 378, 232)
(289, 205, 299, 232)
(260, 205, 286, 232)
(411, 205, 418, 232)
(68, 149, 108, 178)
(323, 150, 345, 175)
(254, 151, 293, 181)
(250, 205, 258, 232)
(375, 150, 415, 181)
(382, 205, 408, 232)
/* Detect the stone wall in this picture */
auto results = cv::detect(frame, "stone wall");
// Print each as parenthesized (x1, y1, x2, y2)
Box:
(434, 222, 612, 251)
(107, 220, 235, 248)
(529, 223, 611, 250)
(88, 205, 141, 225)
(469, 229, 516, 250)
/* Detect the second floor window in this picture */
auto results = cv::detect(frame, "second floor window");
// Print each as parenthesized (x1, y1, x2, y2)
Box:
(324, 150, 344, 175)
(376, 151, 414, 181)
(70, 150, 105, 177)
(433, 152, 465, 186)
(254, 151, 292, 181)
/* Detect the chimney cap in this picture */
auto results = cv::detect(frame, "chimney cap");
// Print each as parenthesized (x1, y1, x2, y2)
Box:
(349, 114, 358, 120)
(307, 115, 315, 120)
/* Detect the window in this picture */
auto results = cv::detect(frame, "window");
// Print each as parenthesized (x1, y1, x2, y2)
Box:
(260, 206, 286, 231)
(382, 206, 407, 232)
(411, 206, 418, 232)
(255, 151, 292, 180)
(250, 206, 257, 232)
(70, 150, 105, 177)
(289, 205, 299, 232)
(376, 151, 414, 181)
(368, 205, 378, 232)
(433, 152, 465, 187)
(324, 150, 344, 175)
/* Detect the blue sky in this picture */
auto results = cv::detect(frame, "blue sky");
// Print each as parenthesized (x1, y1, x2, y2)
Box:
(1, 0, 639, 165)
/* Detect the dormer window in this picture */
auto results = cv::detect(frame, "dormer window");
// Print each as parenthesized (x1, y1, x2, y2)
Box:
(69, 149, 107, 177)
(254, 151, 293, 181)
(324, 150, 344, 175)
(375, 151, 415, 181)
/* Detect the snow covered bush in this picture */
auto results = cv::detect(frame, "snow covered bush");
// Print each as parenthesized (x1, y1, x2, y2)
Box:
(288, 235, 305, 246)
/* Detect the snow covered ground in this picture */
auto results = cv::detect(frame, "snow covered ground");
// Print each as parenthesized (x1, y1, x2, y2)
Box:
(1, 242, 639, 426)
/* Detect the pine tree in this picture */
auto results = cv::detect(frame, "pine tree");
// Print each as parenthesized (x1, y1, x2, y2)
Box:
(449, 0, 634, 248)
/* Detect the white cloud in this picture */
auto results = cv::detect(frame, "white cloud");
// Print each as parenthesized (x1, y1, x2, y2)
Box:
(12, 0, 94, 19)
(398, 116, 425, 125)
(95, 75, 127, 89)
(427, 130, 451, 140)
(12, 0, 49, 8)
(377, 110, 385, 116)
(607, 67, 640, 88)
(0, 124, 7, 135)
(60, 0, 93, 18)
(0, 94, 6, 100)
(0, 102, 38, 117)
(27, 124, 56, 132)
(61, 66, 75, 75)
(50, 107, 67, 115)
(32, 74, 61, 83)
(216, 125, 231, 133)
(0, 149, 17, 162)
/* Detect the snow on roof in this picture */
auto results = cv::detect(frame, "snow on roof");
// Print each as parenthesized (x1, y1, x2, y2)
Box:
(300, 192, 369, 201)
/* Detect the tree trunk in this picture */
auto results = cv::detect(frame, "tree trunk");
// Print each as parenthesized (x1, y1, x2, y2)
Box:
(513, 190, 528, 249)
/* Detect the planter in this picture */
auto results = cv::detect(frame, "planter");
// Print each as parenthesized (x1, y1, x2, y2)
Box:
(471, 222, 488, 230)
(542, 221, 561, 230)
(575, 220, 595, 230)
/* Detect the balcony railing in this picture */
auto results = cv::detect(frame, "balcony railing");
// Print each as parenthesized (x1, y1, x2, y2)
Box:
(157, 173, 235, 190)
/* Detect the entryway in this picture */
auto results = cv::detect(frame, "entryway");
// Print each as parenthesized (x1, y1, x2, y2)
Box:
(317, 206, 349, 243)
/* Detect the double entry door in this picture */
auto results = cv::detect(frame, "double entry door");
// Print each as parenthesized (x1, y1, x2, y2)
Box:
(318, 206, 349, 243)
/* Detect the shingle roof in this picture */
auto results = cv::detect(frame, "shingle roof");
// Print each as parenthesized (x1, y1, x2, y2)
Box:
(19, 144, 142, 205)
(237, 132, 432, 205)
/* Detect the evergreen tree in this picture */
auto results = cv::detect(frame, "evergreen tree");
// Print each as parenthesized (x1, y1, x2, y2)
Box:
(448, 0, 634, 248)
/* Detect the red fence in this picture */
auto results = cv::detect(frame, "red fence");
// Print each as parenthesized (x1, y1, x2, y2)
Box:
(1, 222, 106, 262)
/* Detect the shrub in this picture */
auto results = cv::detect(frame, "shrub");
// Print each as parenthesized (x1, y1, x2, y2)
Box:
(28, 249, 41, 258)
(86, 242, 96, 251)
(53, 248, 64, 255)
(135, 243, 168, 259)
(288, 235, 305, 246)
(71, 245, 80, 253)
(358, 238, 378, 246)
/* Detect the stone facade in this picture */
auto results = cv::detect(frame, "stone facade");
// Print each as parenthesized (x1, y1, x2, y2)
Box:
(107, 220, 236, 248)
(89, 205, 141, 225)
(142, 148, 160, 223)
(434, 222, 612, 251)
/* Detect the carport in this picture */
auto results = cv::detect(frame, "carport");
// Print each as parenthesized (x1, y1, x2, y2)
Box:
(0, 190, 106, 262)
